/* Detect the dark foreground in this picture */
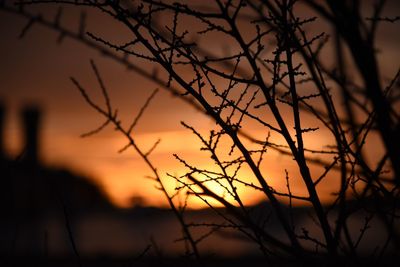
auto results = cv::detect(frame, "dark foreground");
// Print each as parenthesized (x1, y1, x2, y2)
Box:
(1, 255, 398, 267)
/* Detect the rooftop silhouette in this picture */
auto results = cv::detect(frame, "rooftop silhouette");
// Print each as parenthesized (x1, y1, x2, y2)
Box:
(0, 103, 117, 258)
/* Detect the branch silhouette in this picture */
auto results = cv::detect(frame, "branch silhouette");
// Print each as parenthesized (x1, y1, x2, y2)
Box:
(2, 0, 399, 265)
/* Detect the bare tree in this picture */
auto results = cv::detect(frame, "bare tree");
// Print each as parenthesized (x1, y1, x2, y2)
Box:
(2, 0, 399, 265)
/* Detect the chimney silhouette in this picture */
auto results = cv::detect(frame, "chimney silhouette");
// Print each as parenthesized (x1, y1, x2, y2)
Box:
(21, 106, 41, 164)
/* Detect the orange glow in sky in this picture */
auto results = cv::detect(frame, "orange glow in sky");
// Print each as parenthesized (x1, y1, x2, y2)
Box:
(4, 117, 342, 209)
(1, 2, 398, 210)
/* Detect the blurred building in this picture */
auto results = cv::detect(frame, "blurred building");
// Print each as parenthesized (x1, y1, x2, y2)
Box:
(0, 104, 117, 258)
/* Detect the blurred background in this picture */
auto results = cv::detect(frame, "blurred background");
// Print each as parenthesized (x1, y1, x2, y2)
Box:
(0, 0, 399, 264)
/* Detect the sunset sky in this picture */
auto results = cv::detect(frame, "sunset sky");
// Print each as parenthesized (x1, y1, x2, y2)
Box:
(1, 1, 399, 209)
